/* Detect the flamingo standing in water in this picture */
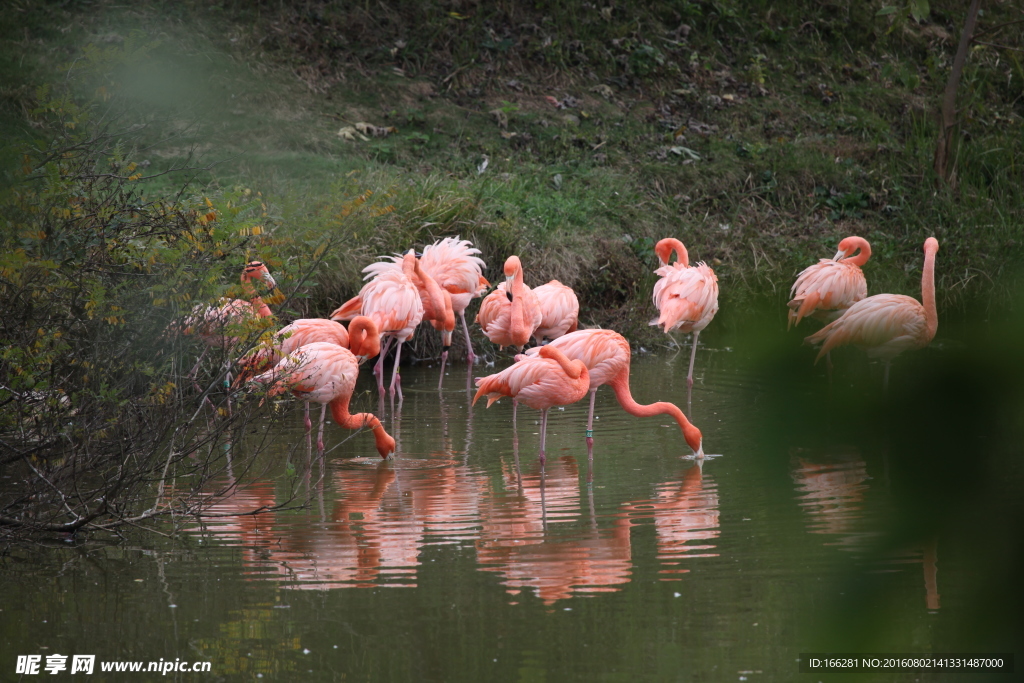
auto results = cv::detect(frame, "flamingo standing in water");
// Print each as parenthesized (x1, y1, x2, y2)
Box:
(525, 329, 704, 459)
(473, 345, 589, 464)
(531, 280, 580, 345)
(251, 341, 396, 459)
(235, 317, 379, 450)
(788, 236, 871, 328)
(806, 237, 939, 391)
(418, 237, 489, 364)
(476, 255, 542, 351)
(650, 238, 719, 388)
(184, 261, 277, 401)
(331, 250, 425, 401)
(358, 251, 456, 389)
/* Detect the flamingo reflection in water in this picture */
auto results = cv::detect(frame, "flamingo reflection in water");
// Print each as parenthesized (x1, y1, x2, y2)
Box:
(791, 450, 939, 610)
(791, 450, 873, 550)
(477, 453, 634, 605)
(619, 463, 720, 580)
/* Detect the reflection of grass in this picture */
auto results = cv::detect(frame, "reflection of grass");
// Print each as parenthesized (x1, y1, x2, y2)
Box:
(3, 1, 1023, 336)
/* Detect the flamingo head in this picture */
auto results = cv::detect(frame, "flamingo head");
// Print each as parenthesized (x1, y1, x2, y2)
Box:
(835, 236, 871, 264)
(348, 316, 380, 364)
(924, 237, 939, 254)
(684, 424, 704, 458)
(242, 261, 276, 288)
(374, 429, 397, 459)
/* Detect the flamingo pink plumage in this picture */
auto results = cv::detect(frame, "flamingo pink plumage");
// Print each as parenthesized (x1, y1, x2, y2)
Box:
(531, 280, 580, 345)
(357, 251, 456, 388)
(418, 237, 488, 364)
(650, 238, 719, 388)
(236, 317, 379, 450)
(330, 250, 424, 401)
(473, 345, 589, 464)
(525, 329, 703, 458)
(806, 237, 939, 390)
(252, 341, 396, 459)
(476, 255, 542, 351)
(788, 236, 871, 328)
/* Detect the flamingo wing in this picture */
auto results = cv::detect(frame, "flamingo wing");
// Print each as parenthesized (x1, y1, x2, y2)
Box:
(788, 260, 867, 326)
(532, 280, 580, 342)
(806, 294, 927, 361)
(651, 264, 719, 334)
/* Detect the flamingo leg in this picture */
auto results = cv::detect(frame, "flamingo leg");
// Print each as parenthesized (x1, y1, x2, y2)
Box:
(585, 387, 597, 457)
(303, 401, 312, 433)
(459, 310, 476, 365)
(438, 348, 448, 390)
(389, 340, 403, 401)
(686, 331, 700, 389)
(512, 398, 518, 429)
(375, 335, 394, 396)
(538, 407, 549, 467)
(316, 403, 327, 453)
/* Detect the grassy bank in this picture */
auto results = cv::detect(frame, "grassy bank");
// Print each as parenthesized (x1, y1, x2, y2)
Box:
(3, 0, 1023, 334)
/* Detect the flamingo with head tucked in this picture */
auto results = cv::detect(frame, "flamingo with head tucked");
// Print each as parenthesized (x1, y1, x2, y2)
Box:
(418, 237, 489, 364)
(473, 345, 589, 464)
(331, 250, 424, 401)
(531, 280, 580, 345)
(650, 238, 719, 389)
(525, 329, 704, 459)
(806, 237, 939, 391)
(476, 255, 542, 352)
(251, 341, 395, 459)
(788, 236, 871, 328)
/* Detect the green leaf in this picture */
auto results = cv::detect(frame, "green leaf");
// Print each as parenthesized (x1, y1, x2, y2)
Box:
(910, 0, 930, 22)
(876, 6, 898, 16)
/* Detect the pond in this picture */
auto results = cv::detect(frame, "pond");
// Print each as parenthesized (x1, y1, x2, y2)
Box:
(2, 321, 1021, 681)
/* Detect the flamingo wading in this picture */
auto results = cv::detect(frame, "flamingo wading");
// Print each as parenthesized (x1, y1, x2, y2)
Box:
(473, 345, 589, 465)
(805, 237, 939, 390)
(650, 238, 719, 388)
(251, 341, 396, 459)
(525, 329, 704, 458)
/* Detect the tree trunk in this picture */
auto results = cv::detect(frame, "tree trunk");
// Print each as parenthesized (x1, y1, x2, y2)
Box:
(934, 0, 983, 189)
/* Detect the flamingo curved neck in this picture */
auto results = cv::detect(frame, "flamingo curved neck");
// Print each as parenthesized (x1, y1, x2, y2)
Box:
(608, 372, 699, 448)
(657, 238, 689, 268)
(508, 266, 531, 346)
(845, 238, 872, 267)
(921, 246, 938, 339)
(540, 347, 585, 379)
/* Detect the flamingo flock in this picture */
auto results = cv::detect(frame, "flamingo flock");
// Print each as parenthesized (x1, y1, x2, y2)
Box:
(184, 232, 940, 463)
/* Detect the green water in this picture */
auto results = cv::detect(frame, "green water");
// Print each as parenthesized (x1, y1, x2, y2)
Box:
(2, 329, 1021, 681)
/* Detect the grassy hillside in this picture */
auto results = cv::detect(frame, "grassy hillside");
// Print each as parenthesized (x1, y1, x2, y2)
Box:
(3, 0, 1023, 341)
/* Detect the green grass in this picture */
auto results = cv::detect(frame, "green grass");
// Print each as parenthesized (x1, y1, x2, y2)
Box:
(2, 0, 1023, 343)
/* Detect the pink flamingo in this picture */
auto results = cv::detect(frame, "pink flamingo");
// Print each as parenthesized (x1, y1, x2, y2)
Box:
(788, 236, 871, 328)
(525, 329, 703, 458)
(473, 345, 589, 464)
(476, 255, 542, 351)
(418, 237, 489, 364)
(806, 237, 939, 390)
(251, 341, 396, 459)
(650, 238, 719, 388)
(360, 251, 456, 388)
(331, 250, 425, 401)
(184, 261, 277, 398)
(236, 317, 379, 450)
(531, 280, 580, 345)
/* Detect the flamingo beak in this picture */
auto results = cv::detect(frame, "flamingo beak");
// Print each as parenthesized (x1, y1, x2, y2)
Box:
(694, 439, 704, 459)
(505, 276, 514, 302)
(833, 249, 847, 261)
(262, 272, 277, 288)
